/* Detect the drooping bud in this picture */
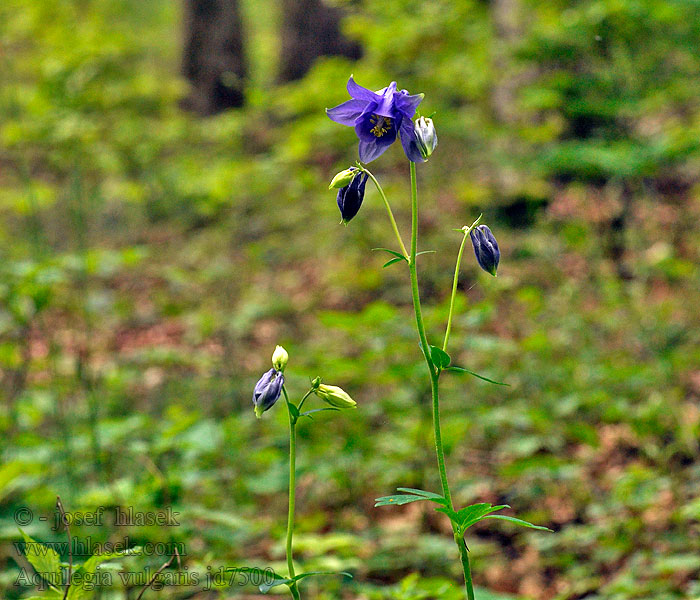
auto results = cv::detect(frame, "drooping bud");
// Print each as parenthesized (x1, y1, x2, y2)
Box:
(271, 345, 288, 372)
(469, 225, 500, 276)
(253, 368, 284, 418)
(329, 167, 358, 190)
(314, 384, 356, 409)
(310, 376, 321, 390)
(413, 116, 437, 160)
(336, 172, 369, 224)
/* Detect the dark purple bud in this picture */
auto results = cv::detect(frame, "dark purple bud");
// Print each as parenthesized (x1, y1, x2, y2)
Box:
(470, 225, 500, 276)
(253, 368, 284, 418)
(336, 172, 369, 223)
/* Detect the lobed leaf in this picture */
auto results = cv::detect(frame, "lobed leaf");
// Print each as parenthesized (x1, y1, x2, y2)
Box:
(434, 506, 459, 522)
(457, 504, 509, 531)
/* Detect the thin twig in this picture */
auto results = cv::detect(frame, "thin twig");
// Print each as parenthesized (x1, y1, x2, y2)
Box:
(56, 497, 72, 600)
(135, 549, 179, 600)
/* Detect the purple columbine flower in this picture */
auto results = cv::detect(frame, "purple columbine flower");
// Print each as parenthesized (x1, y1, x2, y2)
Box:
(326, 76, 425, 163)
(252, 368, 284, 418)
(337, 171, 369, 223)
(470, 225, 500, 276)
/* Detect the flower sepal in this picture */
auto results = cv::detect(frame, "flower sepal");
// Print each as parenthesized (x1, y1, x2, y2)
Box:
(329, 168, 358, 190)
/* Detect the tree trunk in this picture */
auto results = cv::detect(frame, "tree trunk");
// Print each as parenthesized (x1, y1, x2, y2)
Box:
(182, 0, 247, 115)
(278, 0, 361, 83)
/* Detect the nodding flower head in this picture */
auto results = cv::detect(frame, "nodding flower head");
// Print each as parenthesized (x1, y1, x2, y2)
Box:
(470, 225, 500, 276)
(337, 171, 369, 224)
(326, 76, 424, 163)
(253, 368, 284, 418)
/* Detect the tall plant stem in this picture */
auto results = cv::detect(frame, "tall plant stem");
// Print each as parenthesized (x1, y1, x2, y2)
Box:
(365, 168, 409, 259)
(408, 161, 475, 600)
(282, 387, 301, 600)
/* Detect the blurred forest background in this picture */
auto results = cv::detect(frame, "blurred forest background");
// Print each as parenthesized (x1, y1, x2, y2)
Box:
(2, 0, 700, 598)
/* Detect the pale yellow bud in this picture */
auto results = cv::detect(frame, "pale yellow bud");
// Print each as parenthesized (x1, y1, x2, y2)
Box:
(314, 384, 356, 409)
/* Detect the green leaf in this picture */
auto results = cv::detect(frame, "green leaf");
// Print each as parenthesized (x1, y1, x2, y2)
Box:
(258, 572, 351, 594)
(286, 402, 300, 420)
(457, 504, 509, 531)
(430, 346, 451, 369)
(81, 547, 142, 575)
(383, 257, 405, 268)
(415, 250, 436, 257)
(299, 407, 340, 419)
(434, 506, 459, 522)
(372, 247, 407, 260)
(68, 548, 142, 600)
(293, 571, 353, 583)
(375, 494, 435, 507)
(259, 577, 293, 594)
(224, 567, 289, 593)
(445, 366, 509, 386)
(20, 530, 61, 586)
(396, 487, 448, 506)
(482, 515, 552, 531)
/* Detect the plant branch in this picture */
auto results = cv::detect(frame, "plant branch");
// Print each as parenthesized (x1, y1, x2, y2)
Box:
(135, 549, 179, 600)
(443, 215, 482, 353)
(363, 167, 409, 260)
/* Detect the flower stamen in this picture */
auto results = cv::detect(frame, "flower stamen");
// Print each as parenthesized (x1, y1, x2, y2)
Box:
(369, 114, 392, 138)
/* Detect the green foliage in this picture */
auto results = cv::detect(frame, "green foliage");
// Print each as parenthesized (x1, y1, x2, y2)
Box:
(1, 0, 700, 599)
(19, 531, 61, 591)
(18, 530, 141, 599)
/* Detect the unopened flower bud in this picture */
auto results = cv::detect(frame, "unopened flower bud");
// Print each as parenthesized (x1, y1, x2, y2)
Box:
(329, 167, 358, 190)
(310, 376, 321, 390)
(314, 384, 356, 409)
(337, 172, 369, 224)
(271, 345, 288, 372)
(253, 368, 284, 418)
(413, 116, 437, 160)
(470, 225, 500, 276)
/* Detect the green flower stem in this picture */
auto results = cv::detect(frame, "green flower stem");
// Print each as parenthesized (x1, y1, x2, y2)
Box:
(408, 161, 474, 600)
(442, 215, 482, 353)
(296, 388, 315, 413)
(282, 386, 301, 600)
(363, 168, 410, 259)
